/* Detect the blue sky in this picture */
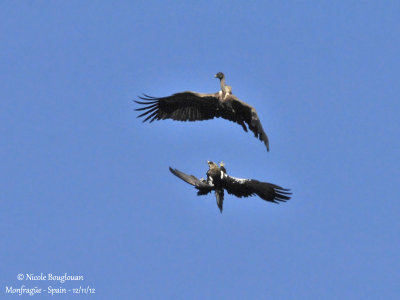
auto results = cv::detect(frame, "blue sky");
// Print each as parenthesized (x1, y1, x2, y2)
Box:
(1, 1, 399, 299)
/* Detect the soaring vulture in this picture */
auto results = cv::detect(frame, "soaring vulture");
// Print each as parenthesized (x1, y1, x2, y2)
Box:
(135, 72, 270, 151)
(169, 161, 291, 213)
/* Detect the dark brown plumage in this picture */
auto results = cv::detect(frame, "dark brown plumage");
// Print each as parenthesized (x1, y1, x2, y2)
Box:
(169, 161, 291, 213)
(135, 72, 270, 151)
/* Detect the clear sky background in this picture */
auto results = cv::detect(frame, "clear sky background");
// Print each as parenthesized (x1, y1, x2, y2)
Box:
(1, 1, 399, 299)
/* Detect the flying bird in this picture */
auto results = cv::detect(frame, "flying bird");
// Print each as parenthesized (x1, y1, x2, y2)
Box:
(135, 72, 270, 151)
(169, 161, 291, 213)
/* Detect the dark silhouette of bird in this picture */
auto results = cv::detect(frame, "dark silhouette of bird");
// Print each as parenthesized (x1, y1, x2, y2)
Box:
(169, 161, 291, 213)
(135, 72, 270, 151)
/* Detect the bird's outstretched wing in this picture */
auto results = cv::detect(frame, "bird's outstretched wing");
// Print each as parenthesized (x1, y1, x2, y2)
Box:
(169, 167, 214, 195)
(226, 96, 270, 151)
(223, 175, 291, 203)
(135, 92, 221, 122)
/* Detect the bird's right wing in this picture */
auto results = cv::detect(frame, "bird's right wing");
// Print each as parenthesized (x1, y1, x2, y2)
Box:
(223, 175, 291, 204)
(135, 92, 222, 122)
(169, 167, 214, 195)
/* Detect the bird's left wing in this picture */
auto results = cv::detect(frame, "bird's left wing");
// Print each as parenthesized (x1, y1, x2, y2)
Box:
(223, 175, 291, 203)
(229, 96, 270, 151)
(169, 167, 214, 195)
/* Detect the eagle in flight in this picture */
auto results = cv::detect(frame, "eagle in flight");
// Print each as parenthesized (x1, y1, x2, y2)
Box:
(135, 72, 270, 151)
(169, 161, 291, 213)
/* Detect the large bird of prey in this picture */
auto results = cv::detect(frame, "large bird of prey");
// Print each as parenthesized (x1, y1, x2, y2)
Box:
(169, 161, 291, 213)
(135, 72, 270, 151)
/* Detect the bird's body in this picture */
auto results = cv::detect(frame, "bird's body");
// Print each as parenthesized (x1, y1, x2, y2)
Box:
(169, 161, 291, 213)
(135, 72, 270, 151)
